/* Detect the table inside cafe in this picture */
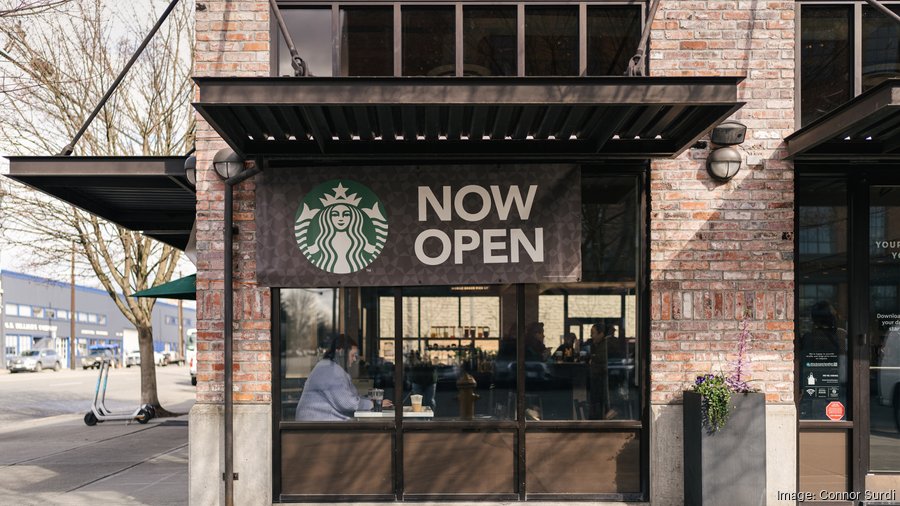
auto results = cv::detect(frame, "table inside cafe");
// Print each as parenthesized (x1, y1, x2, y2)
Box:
(354, 406, 435, 419)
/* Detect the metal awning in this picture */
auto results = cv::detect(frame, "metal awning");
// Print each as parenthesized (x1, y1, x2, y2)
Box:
(787, 79, 900, 160)
(193, 76, 744, 161)
(4, 156, 195, 250)
(132, 274, 196, 300)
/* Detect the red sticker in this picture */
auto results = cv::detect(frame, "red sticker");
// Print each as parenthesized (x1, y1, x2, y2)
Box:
(826, 401, 845, 421)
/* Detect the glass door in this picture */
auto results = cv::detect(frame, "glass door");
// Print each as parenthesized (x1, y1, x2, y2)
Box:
(798, 176, 900, 499)
(868, 187, 900, 480)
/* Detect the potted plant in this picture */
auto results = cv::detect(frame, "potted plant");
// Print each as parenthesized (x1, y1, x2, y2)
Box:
(683, 317, 766, 506)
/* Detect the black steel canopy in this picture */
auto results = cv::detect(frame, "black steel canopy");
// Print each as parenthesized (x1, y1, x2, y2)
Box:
(787, 79, 900, 161)
(4, 156, 195, 250)
(193, 76, 744, 161)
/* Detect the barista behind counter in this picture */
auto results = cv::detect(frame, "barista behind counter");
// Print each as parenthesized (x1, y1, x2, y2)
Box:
(295, 335, 393, 421)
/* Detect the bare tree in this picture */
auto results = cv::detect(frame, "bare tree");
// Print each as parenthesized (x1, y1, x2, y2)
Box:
(0, 0, 194, 416)
(0, 0, 73, 18)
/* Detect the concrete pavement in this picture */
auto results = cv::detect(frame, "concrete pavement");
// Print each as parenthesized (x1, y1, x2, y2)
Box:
(0, 365, 193, 505)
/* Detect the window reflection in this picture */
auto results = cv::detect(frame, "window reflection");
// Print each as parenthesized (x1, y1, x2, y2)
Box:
(525, 6, 579, 76)
(340, 7, 394, 76)
(797, 178, 849, 422)
(586, 6, 641, 76)
(279, 8, 333, 77)
(402, 7, 455, 76)
(863, 6, 900, 92)
(463, 6, 517, 76)
(800, 6, 852, 126)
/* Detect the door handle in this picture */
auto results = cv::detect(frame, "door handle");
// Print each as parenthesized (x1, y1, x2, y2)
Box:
(858, 333, 868, 346)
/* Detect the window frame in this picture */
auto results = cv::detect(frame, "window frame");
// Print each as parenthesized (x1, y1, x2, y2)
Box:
(272, 1, 646, 78)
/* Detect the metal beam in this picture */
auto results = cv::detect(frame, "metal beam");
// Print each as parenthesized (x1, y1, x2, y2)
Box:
(193, 76, 744, 106)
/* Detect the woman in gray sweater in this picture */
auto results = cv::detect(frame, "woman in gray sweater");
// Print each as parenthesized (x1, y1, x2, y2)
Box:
(295, 335, 391, 421)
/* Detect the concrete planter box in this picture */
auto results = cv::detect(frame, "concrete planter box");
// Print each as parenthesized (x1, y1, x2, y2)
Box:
(683, 391, 766, 506)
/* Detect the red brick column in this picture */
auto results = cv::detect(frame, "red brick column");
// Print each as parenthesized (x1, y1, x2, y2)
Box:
(647, 2, 796, 502)
(649, 0, 795, 405)
(194, 0, 271, 406)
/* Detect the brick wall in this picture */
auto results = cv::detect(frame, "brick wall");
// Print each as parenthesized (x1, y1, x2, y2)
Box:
(648, 1, 796, 404)
(194, 0, 271, 404)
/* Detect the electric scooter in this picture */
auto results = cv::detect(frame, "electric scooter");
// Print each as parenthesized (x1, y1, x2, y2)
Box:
(83, 357, 154, 426)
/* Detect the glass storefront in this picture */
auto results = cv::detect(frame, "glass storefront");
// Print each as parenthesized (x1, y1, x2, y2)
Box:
(274, 170, 645, 501)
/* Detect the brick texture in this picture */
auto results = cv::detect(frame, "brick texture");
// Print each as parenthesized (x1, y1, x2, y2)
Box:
(649, 1, 795, 404)
(194, 0, 271, 405)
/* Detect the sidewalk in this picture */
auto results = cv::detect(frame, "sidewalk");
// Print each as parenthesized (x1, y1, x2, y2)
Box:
(0, 412, 188, 505)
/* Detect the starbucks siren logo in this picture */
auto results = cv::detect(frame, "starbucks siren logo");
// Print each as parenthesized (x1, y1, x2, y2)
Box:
(294, 180, 388, 274)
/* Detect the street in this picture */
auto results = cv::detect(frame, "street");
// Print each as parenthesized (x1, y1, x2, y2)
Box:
(0, 365, 194, 505)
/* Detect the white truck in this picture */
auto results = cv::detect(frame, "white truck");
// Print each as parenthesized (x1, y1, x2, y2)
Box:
(123, 329, 140, 367)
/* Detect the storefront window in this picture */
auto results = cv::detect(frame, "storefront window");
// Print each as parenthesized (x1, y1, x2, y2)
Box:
(276, 170, 645, 500)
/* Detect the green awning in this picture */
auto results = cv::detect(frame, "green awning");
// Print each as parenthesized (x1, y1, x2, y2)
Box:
(131, 274, 196, 300)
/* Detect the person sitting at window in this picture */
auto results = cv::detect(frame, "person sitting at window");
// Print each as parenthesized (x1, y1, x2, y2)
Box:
(295, 335, 392, 421)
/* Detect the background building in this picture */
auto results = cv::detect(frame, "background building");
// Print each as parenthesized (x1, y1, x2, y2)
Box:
(2, 271, 196, 367)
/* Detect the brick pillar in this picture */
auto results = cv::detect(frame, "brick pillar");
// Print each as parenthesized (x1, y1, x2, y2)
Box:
(647, 2, 796, 504)
(191, 2, 272, 505)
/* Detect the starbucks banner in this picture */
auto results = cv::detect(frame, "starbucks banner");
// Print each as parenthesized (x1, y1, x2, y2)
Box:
(255, 164, 581, 287)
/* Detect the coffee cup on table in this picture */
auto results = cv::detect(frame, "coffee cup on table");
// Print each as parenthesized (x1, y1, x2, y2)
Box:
(410, 394, 424, 412)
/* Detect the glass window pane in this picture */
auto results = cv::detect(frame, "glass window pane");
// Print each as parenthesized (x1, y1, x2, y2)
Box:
(582, 176, 637, 281)
(281, 288, 338, 420)
(401, 285, 515, 421)
(869, 186, 900, 471)
(800, 6, 852, 126)
(463, 6, 517, 76)
(863, 6, 900, 92)
(402, 7, 455, 76)
(525, 6, 579, 76)
(5, 304, 15, 316)
(797, 178, 849, 421)
(586, 6, 642, 76)
(32, 307, 44, 319)
(279, 9, 333, 77)
(340, 7, 394, 76)
(19, 305, 32, 318)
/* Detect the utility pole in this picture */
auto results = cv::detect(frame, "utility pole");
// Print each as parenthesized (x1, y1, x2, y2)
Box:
(69, 241, 76, 370)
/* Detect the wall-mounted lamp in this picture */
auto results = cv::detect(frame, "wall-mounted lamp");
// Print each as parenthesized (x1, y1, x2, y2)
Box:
(212, 147, 244, 179)
(184, 155, 197, 186)
(706, 120, 747, 182)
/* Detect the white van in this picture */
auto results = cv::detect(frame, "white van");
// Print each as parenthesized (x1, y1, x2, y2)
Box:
(186, 329, 197, 386)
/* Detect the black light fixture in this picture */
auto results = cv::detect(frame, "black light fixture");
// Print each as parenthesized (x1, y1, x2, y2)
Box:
(707, 146, 743, 181)
(706, 120, 747, 182)
(184, 155, 197, 186)
(212, 147, 244, 179)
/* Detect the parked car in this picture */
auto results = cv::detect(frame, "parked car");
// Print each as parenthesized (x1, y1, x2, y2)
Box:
(8, 349, 62, 373)
(125, 350, 141, 368)
(163, 351, 185, 366)
(154, 351, 168, 367)
(81, 349, 116, 369)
